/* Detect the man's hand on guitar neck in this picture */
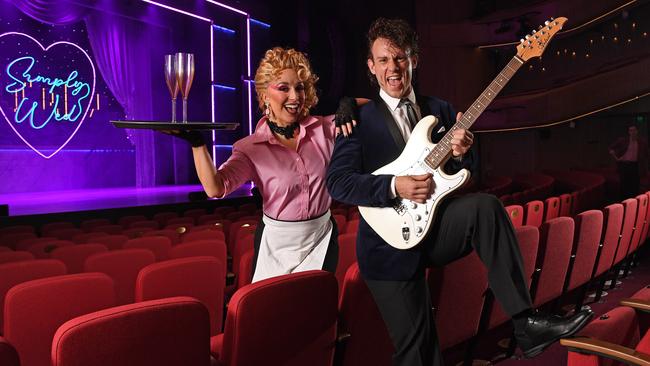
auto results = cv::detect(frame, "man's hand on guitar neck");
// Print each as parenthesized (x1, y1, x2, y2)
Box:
(450, 112, 474, 158)
(395, 174, 435, 204)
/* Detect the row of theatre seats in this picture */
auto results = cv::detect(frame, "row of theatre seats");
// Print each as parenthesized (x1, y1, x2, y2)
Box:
(0, 181, 640, 366)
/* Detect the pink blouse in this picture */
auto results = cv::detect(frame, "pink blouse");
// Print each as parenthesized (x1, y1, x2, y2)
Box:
(218, 115, 336, 221)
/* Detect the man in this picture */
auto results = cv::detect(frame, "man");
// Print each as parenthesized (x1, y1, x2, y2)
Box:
(609, 125, 649, 199)
(326, 18, 592, 366)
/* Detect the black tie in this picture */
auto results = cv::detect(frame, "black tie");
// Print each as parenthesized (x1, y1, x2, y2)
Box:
(400, 99, 418, 129)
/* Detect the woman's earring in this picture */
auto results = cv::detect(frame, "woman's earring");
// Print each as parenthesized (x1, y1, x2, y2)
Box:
(264, 102, 270, 118)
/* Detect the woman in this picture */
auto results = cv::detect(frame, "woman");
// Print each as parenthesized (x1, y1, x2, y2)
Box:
(175, 47, 354, 282)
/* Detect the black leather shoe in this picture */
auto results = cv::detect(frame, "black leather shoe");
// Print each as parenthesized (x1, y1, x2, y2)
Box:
(515, 309, 594, 358)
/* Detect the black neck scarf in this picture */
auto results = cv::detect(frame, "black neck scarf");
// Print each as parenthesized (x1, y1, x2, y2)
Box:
(267, 119, 299, 139)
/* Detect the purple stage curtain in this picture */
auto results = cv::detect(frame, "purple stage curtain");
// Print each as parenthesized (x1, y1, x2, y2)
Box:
(84, 13, 156, 187)
(7, 0, 93, 25)
(8, 0, 157, 187)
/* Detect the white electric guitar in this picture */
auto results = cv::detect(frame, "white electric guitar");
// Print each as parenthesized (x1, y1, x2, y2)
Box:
(359, 17, 567, 249)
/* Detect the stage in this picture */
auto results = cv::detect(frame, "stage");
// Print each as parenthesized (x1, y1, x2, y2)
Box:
(0, 183, 254, 217)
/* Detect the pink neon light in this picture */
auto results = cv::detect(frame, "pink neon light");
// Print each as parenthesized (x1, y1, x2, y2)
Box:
(0, 32, 96, 159)
(141, 0, 211, 22)
(205, 0, 248, 16)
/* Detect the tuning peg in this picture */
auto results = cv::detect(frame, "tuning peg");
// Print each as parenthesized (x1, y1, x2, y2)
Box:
(532, 29, 537, 34)
(520, 38, 525, 43)
(550, 17, 554, 21)
(525, 35, 530, 39)
(538, 25, 543, 30)
(544, 20, 550, 25)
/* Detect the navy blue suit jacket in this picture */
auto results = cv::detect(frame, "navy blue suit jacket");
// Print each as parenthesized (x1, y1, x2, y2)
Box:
(326, 95, 477, 280)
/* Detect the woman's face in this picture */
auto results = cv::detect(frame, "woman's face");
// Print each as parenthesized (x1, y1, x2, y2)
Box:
(263, 68, 305, 125)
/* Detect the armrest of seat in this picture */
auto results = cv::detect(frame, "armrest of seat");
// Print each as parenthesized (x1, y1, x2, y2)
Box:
(620, 298, 650, 313)
(560, 337, 650, 366)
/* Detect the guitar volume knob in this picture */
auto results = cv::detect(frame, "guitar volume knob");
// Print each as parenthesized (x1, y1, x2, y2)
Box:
(415, 227, 423, 234)
(410, 202, 418, 209)
(414, 214, 422, 221)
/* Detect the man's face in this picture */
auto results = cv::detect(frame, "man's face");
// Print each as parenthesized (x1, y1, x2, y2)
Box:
(367, 37, 417, 98)
(629, 126, 639, 138)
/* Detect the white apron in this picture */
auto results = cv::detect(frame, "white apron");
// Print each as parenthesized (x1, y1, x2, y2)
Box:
(252, 211, 333, 283)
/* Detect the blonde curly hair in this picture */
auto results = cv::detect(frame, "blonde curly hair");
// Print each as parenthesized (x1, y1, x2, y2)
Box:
(254, 47, 319, 120)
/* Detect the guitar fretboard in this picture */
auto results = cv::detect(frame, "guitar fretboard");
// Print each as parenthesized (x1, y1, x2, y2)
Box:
(424, 56, 524, 169)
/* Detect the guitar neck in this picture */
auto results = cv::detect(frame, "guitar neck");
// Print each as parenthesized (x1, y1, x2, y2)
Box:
(424, 56, 524, 169)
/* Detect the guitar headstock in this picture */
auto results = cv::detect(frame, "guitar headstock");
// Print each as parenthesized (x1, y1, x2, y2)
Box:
(516, 17, 567, 61)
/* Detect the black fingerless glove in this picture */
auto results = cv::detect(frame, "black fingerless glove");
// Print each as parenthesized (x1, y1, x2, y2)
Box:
(175, 130, 206, 148)
(334, 96, 358, 128)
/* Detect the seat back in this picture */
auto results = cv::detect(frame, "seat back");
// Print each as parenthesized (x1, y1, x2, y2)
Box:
(123, 236, 172, 261)
(4, 273, 115, 366)
(532, 217, 575, 307)
(524, 200, 544, 227)
(92, 234, 129, 251)
(41, 222, 75, 237)
(338, 264, 392, 366)
(0, 337, 19, 366)
(152, 212, 179, 227)
(237, 250, 255, 289)
(565, 210, 603, 292)
(335, 233, 357, 291)
(567, 306, 641, 366)
(505, 205, 524, 228)
(613, 198, 638, 266)
(559, 193, 573, 217)
(0, 259, 67, 333)
(628, 194, 648, 255)
(142, 229, 181, 245)
(71, 232, 109, 244)
(27, 240, 74, 259)
(232, 234, 254, 278)
(0, 250, 34, 265)
(117, 215, 148, 228)
(84, 249, 155, 305)
(79, 218, 111, 233)
(593, 204, 624, 277)
(52, 296, 209, 366)
(136, 256, 225, 335)
(182, 228, 226, 244)
(429, 252, 488, 349)
(51, 244, 109, 273)
(544, 196, 561, 222)
(168, 239, 227, 265)
(488, 225, 539, 328)
(220, 270, 338, 366)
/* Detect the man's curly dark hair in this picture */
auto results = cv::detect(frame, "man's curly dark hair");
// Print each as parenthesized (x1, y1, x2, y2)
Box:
(366, 18, 419, 85)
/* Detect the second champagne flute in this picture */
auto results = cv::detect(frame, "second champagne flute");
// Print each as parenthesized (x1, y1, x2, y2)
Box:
(164, 54, 179, 122)
(175, 52, 195, 123)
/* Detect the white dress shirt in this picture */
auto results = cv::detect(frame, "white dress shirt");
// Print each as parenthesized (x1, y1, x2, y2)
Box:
(379, 88, 421, 143)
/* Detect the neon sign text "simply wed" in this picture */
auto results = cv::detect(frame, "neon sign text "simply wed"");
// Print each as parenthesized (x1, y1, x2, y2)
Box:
(5, 56, 91, 129)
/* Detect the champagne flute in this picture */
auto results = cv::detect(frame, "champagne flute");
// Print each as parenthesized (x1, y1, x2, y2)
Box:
(175, 53, 195, 123)
(164, 54, 179, 123)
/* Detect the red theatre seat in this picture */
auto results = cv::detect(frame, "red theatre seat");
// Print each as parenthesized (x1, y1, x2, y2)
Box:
(51, 297, 210, 366)
(84, 249, 155, 305)
(236, 250, 255, 289)
(559, 193, 573, 217)
(505, 205, 524, 228)
(531, 217, 574, 307)
(524, 200, 544, 228)
(429, 252, 488, 350)
(0, 259, 67, 333)
(0, 250, 35, 265)
(136, 256, 225, 335)
(337, 264, 393, 366)
(612, 198, 638, 267)
(564, 210, 603, 294)
(51, 244, 108, 274)
(335, 233, 357, 291)
(592, 204, 624, 279)
(212, 270, 338, 366)
(123, 236, 172, 261)
(0, 337, 19, 366)
(544, 196, 561, 222)
(4, 273, 115, 366)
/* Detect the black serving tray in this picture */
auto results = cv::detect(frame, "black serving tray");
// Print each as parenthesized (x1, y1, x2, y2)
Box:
(111, 120, 239, 130)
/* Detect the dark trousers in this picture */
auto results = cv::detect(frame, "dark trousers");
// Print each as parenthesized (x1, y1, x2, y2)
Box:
(618, 161, 640, 199)
(365, 193, 533, 366)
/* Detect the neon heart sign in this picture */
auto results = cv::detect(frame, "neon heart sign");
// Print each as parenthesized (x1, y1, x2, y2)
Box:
(0, 32, 96, 158)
